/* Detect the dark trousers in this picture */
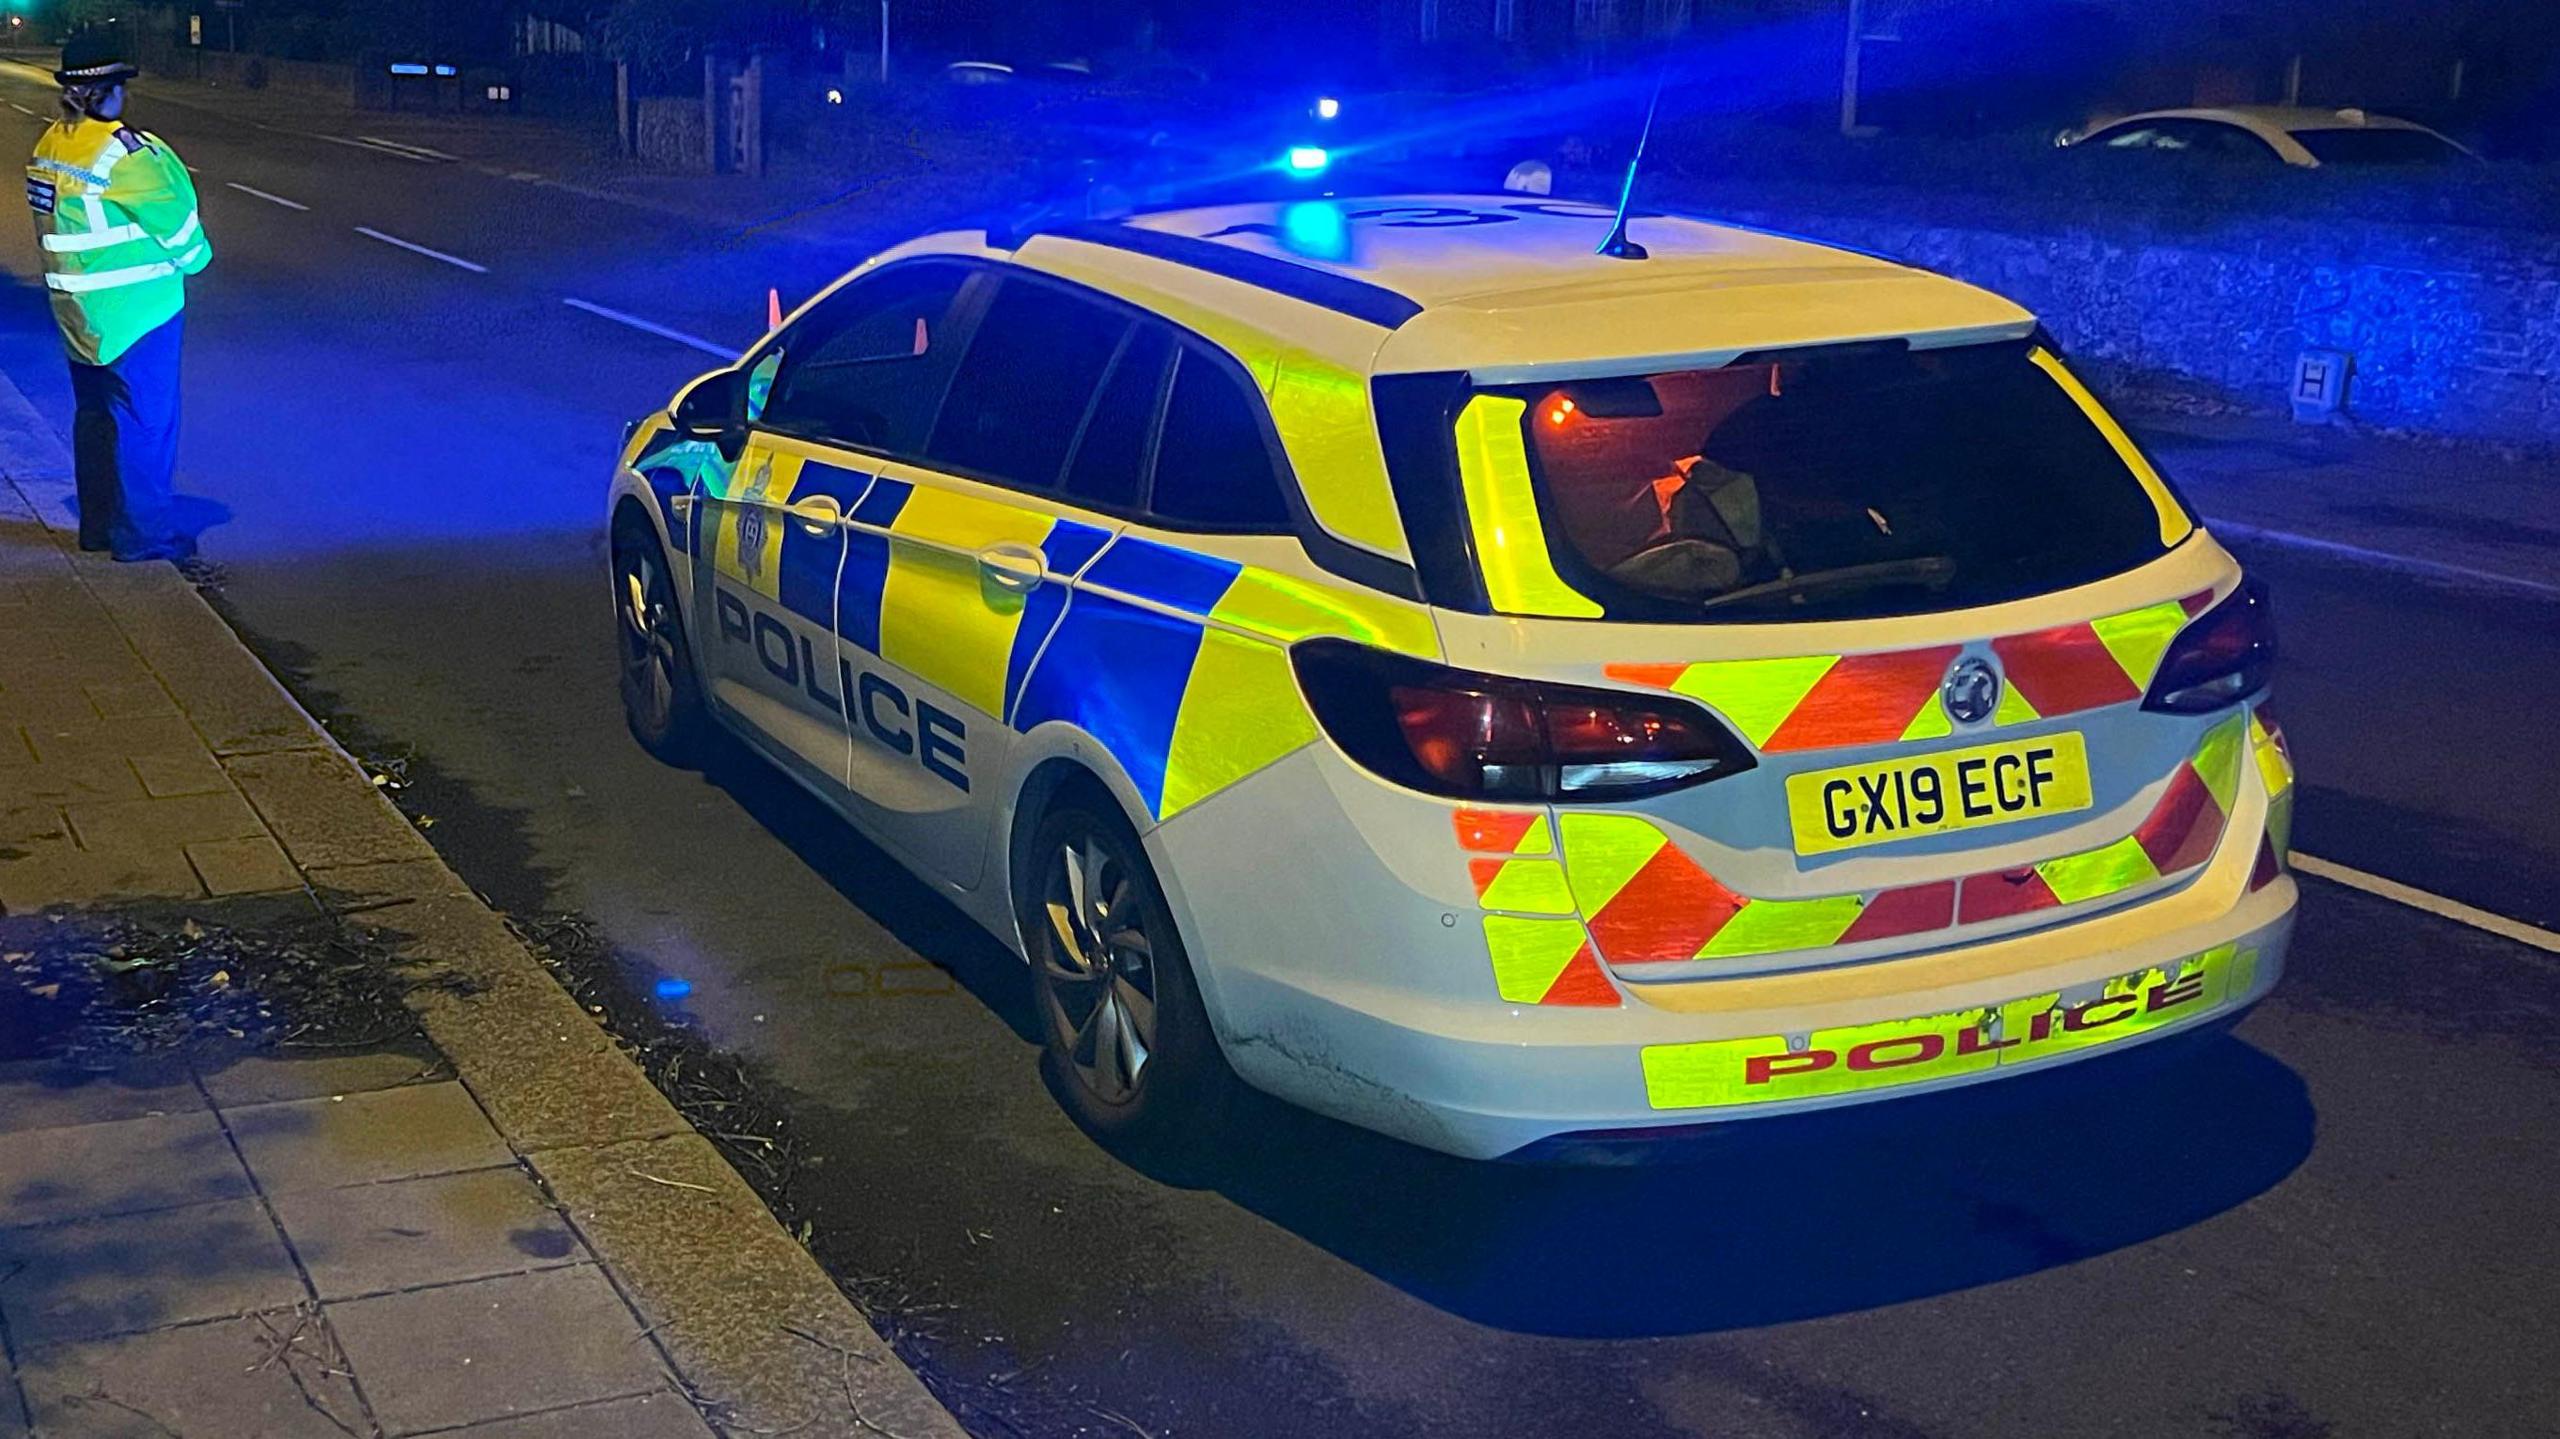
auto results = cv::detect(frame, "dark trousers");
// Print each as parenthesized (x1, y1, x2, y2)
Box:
(68, 312, 184, 558)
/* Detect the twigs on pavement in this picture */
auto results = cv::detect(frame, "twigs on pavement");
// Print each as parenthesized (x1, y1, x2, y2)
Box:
(626, 1164, 719, 1195)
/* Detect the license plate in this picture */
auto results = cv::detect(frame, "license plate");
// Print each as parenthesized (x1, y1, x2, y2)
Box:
(1640, 942, 2255, 1110)
(1785, 732, 2092, 857)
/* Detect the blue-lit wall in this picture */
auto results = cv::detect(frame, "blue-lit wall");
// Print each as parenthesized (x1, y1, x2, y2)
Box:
(1705, 203, 2560, 449)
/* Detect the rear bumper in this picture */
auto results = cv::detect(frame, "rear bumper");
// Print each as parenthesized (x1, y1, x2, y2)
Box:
(1209, 888, 2291, 1160)
(1156, 743, 2297, 1162)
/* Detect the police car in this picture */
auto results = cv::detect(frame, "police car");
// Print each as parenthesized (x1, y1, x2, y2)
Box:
(607, 195, 2297, 1161)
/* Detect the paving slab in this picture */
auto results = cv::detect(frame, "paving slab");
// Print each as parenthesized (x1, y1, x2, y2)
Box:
(0, 1061, 204, 1136)
(0, 754, 146, 806)
(0, 798, 68, 845)
(72, 573, 325, 758)
(80, 679, 181, 722)
(438, 1390, 717, 1438)
(326, 1264, 665, 1436)
(187, 832, 305, 896)
(225, 1080, 514, 1195)
(16, 1310, 370, 1438)
(196, 1046, 444, 1108)
(0, 831, 203, 913)
(16, 715, 206, 767)
(535, 1133, 966, 1439)
(128, 747, 236, 798)
(272, 1164, 584, 1300)
(308, 855, 478, 913)
(226, 747, 441, 870)
(64, 790, 268, 852)
(0, 1109, 247, 1226)
(0, 1197, 305, 1346)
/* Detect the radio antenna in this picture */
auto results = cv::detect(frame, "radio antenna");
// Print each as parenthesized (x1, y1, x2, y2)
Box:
(1597, 71, 1665, 261)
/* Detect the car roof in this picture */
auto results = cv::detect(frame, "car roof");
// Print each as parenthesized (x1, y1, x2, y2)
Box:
(967, 195, 2035, 379)
(2098, 105, 2436, 136)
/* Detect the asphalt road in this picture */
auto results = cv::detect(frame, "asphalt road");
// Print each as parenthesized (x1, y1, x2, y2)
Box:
(4, 69, 2557, 1439)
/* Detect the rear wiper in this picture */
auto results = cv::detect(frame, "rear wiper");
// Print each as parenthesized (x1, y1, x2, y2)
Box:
(1693, 556, 1958, 614)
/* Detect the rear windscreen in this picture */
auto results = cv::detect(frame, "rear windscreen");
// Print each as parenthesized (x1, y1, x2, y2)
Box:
(1490, 342, 2181, 623)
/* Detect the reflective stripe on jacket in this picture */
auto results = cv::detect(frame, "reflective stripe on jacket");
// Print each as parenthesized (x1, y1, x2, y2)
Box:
(28, 118, 210, 365)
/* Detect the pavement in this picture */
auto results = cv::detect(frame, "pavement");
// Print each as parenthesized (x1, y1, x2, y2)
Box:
(0, 59, 2556, 1439)
(0, 389, 957, 1433)
(2136, 409, 2560, 599)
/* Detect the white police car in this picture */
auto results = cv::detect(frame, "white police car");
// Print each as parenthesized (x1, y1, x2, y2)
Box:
(607, 195, 2297, 1160)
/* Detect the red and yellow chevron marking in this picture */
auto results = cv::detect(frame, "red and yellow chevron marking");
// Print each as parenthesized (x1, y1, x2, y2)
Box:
(2249, 709, 2295, 892)
(1604, 591, 2218, 753)
(1956, 713, 2243, 922)
(1558, 715, 2245, 966)
(1456, 809, 1618, 1007)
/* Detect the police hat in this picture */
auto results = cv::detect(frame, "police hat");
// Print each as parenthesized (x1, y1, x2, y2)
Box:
(56, 31, 140, 87)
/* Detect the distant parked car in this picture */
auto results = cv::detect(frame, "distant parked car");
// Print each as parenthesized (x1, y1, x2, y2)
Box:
(2059, 106, 2477, 168)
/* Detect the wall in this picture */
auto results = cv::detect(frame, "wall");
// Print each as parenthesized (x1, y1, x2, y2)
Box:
(1702, 194, 2560, 449)
(635, 96, 709, 174)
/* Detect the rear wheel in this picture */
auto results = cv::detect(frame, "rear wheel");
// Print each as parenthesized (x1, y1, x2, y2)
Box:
(1027, 796, 1235, 1148)
(613, 519, 708, 765)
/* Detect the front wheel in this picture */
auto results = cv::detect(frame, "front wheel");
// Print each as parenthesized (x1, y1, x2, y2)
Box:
(612, 520, 708, 765)
(1027, 797, 1236, 1149)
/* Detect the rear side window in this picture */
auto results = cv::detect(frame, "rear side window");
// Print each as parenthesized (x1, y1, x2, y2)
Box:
(1147, 346, 1290, 531)
(2290, 127, 2468, 166)
(928, 277, 1130, 491)
(761, 263, 973, 458)
(1488, 342, 2182, 623)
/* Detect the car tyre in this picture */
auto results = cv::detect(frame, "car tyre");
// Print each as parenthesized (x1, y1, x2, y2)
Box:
(612, 518, 708, 766)
(1026, 794, 1237, 1151)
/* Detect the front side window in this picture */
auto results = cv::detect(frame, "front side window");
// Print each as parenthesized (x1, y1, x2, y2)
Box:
(759, 262, 975, 458)
(1464, 342, 2184, 623)
(1060, 324, 1173, 513)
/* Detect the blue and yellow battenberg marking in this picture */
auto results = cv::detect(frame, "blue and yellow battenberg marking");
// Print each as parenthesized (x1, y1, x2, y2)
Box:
(635, 423, 1442, 828)
(1016, 533, 1438, 822)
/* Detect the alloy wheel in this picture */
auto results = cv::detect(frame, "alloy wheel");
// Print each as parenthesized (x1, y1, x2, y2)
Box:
(1040, 829, 1160, 1105)
(618, 544, 681, 735)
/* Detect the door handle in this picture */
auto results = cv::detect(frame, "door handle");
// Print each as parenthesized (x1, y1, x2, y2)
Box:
(977, 542, 1046, 595)
(786, 493, 844, 536)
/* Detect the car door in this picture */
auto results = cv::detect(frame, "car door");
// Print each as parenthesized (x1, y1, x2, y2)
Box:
(695, 260, 982, 794)
(1010, 335, 1324, 826)
(835, 271, 1148, 889)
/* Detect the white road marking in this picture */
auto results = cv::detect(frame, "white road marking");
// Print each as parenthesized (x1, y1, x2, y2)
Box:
(2209, 520, 2560, 601)
(354, 226, 488, 274)
(226, 182, 309, 211)
(562, 298, 733, 359)
(356, 135, 460, 162)
(6, 101, 36, 117)
(2292, 852, 2560, 956)
(313, 133, 436, 163)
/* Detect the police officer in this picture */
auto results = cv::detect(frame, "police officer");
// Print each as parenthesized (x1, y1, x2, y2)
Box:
(28, 32, 210, 562)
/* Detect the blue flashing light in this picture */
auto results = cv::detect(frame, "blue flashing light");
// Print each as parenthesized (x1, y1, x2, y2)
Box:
(1285, 146, 1330, 176)
(1315, 96, 1340, 121)
(433, 64, 458, 77)
(389, 62, 429, 76)
(654, 977, 693, 1001)
(1279, 201, 1349, 261)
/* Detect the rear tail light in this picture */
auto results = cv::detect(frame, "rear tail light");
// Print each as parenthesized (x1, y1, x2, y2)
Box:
(2143, 579, 2276, 714)
(1292, 640, 1756, 802)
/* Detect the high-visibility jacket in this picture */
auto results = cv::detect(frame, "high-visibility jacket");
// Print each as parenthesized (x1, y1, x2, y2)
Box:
(26, 117, 209, 366)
